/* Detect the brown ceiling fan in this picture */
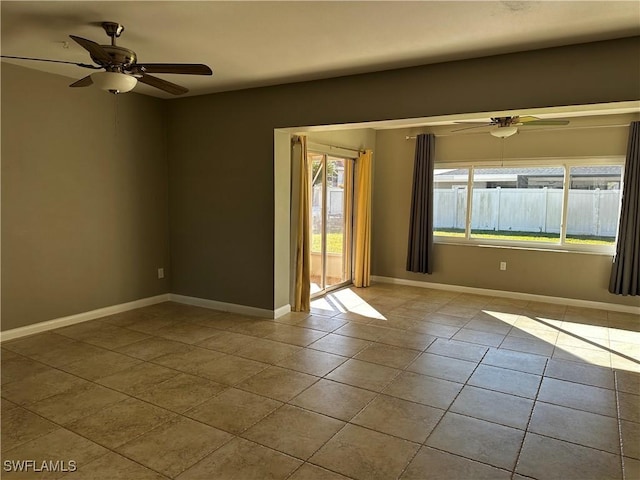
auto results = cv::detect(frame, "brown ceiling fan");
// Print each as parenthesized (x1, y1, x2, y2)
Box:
(452, 116, 570, 137)
(1, 22, 213, 95)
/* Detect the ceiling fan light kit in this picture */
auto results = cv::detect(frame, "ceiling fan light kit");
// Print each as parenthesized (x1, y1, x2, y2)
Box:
(91, 71, 137, 94)
(1, 21, 212, 95)
(490, 126, 518, 138)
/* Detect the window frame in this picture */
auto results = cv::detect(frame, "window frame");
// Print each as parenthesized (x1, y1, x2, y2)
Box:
(433, 156, 625, 255)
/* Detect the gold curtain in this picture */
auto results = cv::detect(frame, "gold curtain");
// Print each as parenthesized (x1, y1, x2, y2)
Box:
(354, 149, 373, 287)
(293, 136, 311, 311)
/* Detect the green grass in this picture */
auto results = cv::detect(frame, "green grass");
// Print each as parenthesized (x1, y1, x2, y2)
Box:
(434, 229, 614, 245)
(312, 233, 344, 254)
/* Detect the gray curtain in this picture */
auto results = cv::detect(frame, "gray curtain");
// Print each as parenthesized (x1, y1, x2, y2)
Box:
(609, 121, 640, 296)
(406, 133, 435, 274)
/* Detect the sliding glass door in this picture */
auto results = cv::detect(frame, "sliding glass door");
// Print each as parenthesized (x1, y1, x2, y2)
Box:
(309, 153, 354, 296)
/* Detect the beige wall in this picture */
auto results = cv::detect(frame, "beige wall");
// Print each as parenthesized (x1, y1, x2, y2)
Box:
(168, 37, 639, 310)
(372, 119, 640, 307)
(1, 64, 170, 330)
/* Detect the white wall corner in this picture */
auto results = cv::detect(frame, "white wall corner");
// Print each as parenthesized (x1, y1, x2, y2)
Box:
(0, 294, 171, 342)
(274, 304, 292, 319)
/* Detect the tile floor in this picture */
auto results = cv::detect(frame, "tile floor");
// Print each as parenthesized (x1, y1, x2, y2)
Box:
(1, 283, 639, 479)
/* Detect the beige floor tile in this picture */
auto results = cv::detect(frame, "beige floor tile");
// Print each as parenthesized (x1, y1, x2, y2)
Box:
(464, 317, 514, 335)
(516, 432, 622, 480)
(27, 382, 128, 425)
(383, 371, 463, 409)
(226, 319, 283, 338)
(67, 397, 175, 449)
(556, 332, 610, 350)
(57, 322, 150, 350)
(151, 345, 227, 373)
(1, 406, 59, 453)
(333, 323, 384, 341)
(237, 366, 318, 401)
(426, 338, 488, 362)
(552, 344, 611, 368)
(624, 456, 640, 480)
(2, 332, 77, 358)
(242, 404, 344, 460)
(276, 348, 348, 376)
(452, 328, 506, 347)
(195, 354, 268, 385)
(155, 322, 220, 344)
(407, 321, 460, 340)
(500, 335, 556, 356)
(1, 354, 53, 385)
(1, 368, 89, 405)
(295, 315, 348, 333)
(288, 463, 352, 480)
(2, 429, 107, 478)
(375, 328, 436, 351)
(426, 412, 524, 470)
(421, 313, 469, 328)
(354, 344, 420, 369)
(60, 350, 142, 381)
(400, 446, 511, 480)
(135, 372, 227, 413)
(308, 334, 372, 357)
(72, 451, 167, 479)
(310, 424, 419, 480)
(621, 420, 640, 460)
(537, 377, 617, 416)
(233, 338, 302, 364)
(619, 391, 640, 423)
(468, 365, 541, 399)
(265, 325, 328, 346)
(195, 330, 259, 353)
(97, 362, 179, 395)
(185, 388, 281, 434)
(290, 379, 376, 421)
(437, 304, 481, 319)
(612, 355, 640, 372)
(450, 385, 534, 430)
(407, 352, 477, 383)
(177, 437, 302, 480)
(530, 402, 620, 453)
(481, 348, 547, 375)
(545, 358, 615, 389)
(617, 370, 640, 395)
(117, 416, 233, 477)
(611, 341, 640, 361)
(114, 337, 192, 360)
(326, 359, 400, 392)
(609, 328, 640, 345)
(351, 394, 443, 443)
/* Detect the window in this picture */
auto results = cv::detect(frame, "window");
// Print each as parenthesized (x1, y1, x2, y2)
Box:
(433, 161, 624, 251)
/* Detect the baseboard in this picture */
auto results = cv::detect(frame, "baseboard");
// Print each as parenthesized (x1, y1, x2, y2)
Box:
(0, 294, 170, 343)
(371, 275, 640, 315)
(274, 304, 292, 319)
(169, 294, 286, 319)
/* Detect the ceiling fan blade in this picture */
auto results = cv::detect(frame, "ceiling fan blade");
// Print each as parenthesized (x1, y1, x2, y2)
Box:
(517, 116, 541, 123)
(69, 35, 112, 64)
(135, 63, 213, 75)
(453, 121, 493, 125)
(69, 75, 94, 88)
(520, 120, 570, 126)
(451, 123, 492, 132)
(1, 55, 100, 69)
(138, 73, 188, 95)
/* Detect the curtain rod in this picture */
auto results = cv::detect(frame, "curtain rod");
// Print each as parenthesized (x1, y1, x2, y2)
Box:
(307, 140, 364, 154)
(405, 123, 631, 140)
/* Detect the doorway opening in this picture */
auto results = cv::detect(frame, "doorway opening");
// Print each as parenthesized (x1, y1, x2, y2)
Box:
(309, 152, 354, 297)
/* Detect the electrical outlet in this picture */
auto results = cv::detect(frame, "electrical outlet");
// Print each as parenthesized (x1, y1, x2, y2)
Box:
(500, 262, 507, 271)
(158, 268, 165, 279)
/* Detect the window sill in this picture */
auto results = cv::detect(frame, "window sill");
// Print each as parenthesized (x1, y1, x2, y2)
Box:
(434, 238, 615, 256)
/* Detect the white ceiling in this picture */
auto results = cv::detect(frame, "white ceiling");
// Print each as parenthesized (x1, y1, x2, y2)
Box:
(1, 1, 639, 99)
